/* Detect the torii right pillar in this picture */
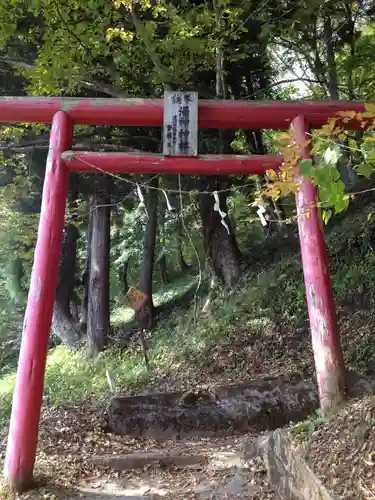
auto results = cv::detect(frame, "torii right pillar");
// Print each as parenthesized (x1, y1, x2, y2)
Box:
(291, 115, 346, 413)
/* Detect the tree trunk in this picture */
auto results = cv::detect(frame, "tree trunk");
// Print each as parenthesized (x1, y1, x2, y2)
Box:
(345, 3, 356, 101)
(199, 5, 240, 288)
(87, 190, 110, 356)
(52, 180, 81, 348)
(158, 207, 169, 284)
(324, 14, 358, 187)
(55, 218, 78, 314)
(121, 260, 129, 295)
(159, 255, 169, 284)
(51, 299, 81, 348)
(137, 177, 158, 329)
(81, 213, 93, 330)
(323, 15, 339, 100)
(199, 187, 240, 288)
(177, 226, 189, 273)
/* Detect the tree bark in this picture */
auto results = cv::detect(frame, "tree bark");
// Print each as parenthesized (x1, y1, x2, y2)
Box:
(323, 16, 341, 118)
(55, 221, 78, 314)
(198, 4, 240, 288)
(177, 225, 189, 273)
(199, 187, 240, 288)
(120, 260, 129, 295)
(87, 190, 111, 356)
(323, 15, 339, 100)
(81, 215, 92, 331)
(158, 207, 169, 284)
(52, 180, 81, 348)
(137, 177, 159, 329)
(324, 13, 358, 187)
(107, 373, 318, 437)
(345, 3, 356, 101)
(51, 299, 80, 348)
(159, 255, 169, 284)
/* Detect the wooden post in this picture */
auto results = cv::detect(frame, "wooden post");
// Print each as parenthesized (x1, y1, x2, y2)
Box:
(163, 91, 198, 156)
(291, 115, 346, 413)
(4, 112, 73, 492)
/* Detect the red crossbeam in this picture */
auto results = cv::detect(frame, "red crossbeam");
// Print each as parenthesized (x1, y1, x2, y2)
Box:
(0, 97, 368, 129)
(61, 151, 283, 174)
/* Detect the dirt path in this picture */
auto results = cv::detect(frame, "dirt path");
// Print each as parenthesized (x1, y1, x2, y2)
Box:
(0, 405, 276, 499)
(68, 435, 277, 499)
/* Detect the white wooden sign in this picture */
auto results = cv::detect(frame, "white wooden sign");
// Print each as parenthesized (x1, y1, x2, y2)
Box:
(163, 91, 198, 157)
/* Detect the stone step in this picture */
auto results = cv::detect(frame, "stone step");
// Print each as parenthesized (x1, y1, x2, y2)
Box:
(90, 451, 207, 471)
(107, 372, 319, 438)
(242, 430, 334, 500)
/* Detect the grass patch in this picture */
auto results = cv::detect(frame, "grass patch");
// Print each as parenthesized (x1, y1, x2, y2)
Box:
(288, 408, 327, 437)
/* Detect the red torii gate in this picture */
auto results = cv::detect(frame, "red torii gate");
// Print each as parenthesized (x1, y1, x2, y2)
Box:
(0, 96, 368, 492)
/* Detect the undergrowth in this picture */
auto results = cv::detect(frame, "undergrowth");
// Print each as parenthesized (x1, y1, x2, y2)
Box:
(1, 199, 375, 425)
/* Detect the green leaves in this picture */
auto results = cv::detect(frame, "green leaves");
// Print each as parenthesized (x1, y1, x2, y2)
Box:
(356, 163, 374, 178)
(299, 158, 315, 177)
(322, 209, 332, 225)
(314, 163, 349, 218)
(314, 165, 340, 185)
(333, 195, 350, 214)
(304, 142, 352, 219)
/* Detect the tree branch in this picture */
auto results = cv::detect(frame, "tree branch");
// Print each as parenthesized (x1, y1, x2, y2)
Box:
(0, 56, 127, 98)
(77, 79, 127, 97)
(130, 6, 175, 89)
(244, 78, 326, 98)
(0, 141, 143, 154)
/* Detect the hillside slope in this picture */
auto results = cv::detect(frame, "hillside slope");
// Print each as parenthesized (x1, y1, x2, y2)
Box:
(1, 195, 375, 498)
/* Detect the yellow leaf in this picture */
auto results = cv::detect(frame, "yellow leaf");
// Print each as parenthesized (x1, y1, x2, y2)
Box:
(359, 111, 375, 119)
(266, 169, 279, 181)
(316, 120, 336, 136)
(339, 133, 346, 141)
(264, 186, 280, 199)
(364, 137, 375, 142)
(278, 185, 292, 197)
(298, 139, 311, 148)
(336, 110, 357, 119)
(365, 103, 375, 114)
(278, 133, 291, 145)
(332, 128, 342, 135)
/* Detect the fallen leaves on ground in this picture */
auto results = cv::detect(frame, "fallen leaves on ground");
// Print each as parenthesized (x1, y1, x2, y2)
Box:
(0, 402, 277, 499)
(1, 301, 375, 499)
(290, 394, 375, 499)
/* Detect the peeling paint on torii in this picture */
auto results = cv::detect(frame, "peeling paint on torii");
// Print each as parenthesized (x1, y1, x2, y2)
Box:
(2, 95, 366, 493)
(292, 115, 345, 412)
(0, 96, 370, 128)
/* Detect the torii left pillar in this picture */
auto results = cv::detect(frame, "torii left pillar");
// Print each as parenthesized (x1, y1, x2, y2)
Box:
(4, 112, 73, 492)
